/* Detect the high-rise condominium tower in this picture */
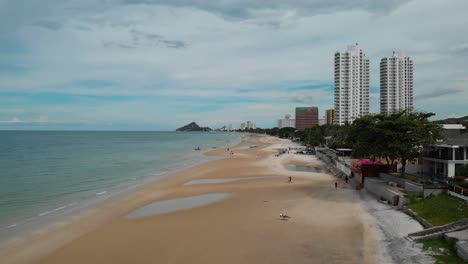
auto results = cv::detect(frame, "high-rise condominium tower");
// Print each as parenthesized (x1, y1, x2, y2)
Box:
(380, 51, 414, 115)
(334, 43, 370, 125)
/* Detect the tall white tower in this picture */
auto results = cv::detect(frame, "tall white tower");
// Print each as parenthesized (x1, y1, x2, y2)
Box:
(380, 51, 414, 115)
(334, 43, 370, 125)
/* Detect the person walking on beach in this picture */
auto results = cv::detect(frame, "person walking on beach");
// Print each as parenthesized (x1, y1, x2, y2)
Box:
(345, 176, 349, 184)
(288, 176, 292, 183)
(335, 181, 338, 189)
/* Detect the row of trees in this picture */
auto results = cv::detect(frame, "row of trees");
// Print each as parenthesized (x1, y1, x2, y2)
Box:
(263, 111, 444, 177)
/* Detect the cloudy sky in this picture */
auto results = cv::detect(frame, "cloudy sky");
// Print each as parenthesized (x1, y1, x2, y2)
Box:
(1, 0, 467, 130)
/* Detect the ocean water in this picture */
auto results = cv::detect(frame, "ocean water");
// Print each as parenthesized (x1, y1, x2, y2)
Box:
(0, 131, 240, 240)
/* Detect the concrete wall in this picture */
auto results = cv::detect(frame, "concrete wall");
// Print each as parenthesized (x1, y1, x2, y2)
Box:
(364, 178, 404, 206)
(379, 173, 424, 195)
(336, 161, 351, 176)
(448, 190, 468, 202)
(379, 173, 406, 187)
(405, 181, 424, 194)
(456, 241, 468, 262)
(423, 188, 445, 198)
(316, 151, 332, 164)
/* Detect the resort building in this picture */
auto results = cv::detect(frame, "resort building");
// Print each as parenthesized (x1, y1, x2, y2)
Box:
(240, 123, 246, 130)
(326, 109, 335, 125)
(334, 43, 370, 125)
(422, 124, 468, 179)
(380, 51, 414, 115)
(277, 115, 295, 129)
(295, 107, 319, 130)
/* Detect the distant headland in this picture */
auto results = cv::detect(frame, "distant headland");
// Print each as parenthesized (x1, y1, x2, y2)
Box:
(176, 122, 212, 132)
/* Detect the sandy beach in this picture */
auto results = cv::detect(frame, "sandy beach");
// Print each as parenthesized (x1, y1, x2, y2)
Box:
(1, 134, 427, 264)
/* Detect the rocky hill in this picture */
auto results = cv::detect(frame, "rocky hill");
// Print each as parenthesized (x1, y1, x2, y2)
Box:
(176, 122, 211, 132)
(436, 115, 468, 124)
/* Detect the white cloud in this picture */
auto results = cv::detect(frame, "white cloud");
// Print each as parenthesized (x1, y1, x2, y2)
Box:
(0, 117, 22, 123)
(1, 0, 468, 128)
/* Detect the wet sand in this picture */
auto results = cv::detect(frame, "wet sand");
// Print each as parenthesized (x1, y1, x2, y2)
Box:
(0, 134, 377, 264)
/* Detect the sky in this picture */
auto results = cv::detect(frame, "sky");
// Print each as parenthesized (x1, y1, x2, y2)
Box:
(0, 0, 467, 130)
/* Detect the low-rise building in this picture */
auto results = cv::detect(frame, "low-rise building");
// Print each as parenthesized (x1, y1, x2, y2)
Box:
(422, 124, 468, 179)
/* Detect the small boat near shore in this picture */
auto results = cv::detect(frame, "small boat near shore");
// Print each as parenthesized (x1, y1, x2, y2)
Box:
(194, 147, 201, 151)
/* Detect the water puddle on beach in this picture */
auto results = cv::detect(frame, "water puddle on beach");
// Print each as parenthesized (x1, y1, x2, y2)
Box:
(287, 164, 325, 173)
(232, 145, 257, 151)
(126, 193, 231, 219)
(184, 176, 278, 185)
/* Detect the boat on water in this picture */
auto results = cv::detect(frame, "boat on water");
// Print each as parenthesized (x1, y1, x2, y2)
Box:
(194, 147, 201, 151)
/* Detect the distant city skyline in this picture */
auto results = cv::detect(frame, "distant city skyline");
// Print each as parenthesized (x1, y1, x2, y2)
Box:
(1, 0, 468, 130)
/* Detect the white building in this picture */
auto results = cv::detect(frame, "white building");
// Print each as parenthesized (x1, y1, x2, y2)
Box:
(380, 51, 414, 115)
(334, 43, 370, 125)
(240, 123, 246, 130)
(319, 118, 326, 126)
(422, 124, 468, 179)
(277, 115, 295, 129)
(246, 121, 252, 130)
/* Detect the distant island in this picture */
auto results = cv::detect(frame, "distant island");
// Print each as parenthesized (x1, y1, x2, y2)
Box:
(176, 122, 212, 132)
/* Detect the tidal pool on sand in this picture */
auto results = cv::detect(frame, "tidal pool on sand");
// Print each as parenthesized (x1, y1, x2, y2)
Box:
(126, 193, 231, 219)
(287, 164, 325, 173)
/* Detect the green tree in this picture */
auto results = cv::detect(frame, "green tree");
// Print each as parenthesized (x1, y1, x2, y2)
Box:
(348, 115, 383, 160)
(278, 127, 295, 138)
(389, 112, 443, 177)
(350, 111, 443, 177)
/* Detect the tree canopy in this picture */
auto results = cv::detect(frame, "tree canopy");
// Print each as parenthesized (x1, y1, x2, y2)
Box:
(348, 111, 443, 176)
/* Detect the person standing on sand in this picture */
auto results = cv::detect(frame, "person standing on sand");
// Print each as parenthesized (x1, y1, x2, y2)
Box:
(288, 176, 292, 183)
(335, 182, 338, 189)
(345, 176, 349, 184)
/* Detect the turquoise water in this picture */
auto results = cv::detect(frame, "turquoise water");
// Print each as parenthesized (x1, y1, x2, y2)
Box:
(0, 131, 239, 238)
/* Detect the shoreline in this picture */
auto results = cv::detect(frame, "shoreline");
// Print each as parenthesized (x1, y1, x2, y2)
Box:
(1, 134, 377, 264)
(0, 133, 242, 248)
(0, 134, 428, 264)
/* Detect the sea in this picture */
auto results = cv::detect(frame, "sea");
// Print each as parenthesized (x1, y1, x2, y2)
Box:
(0, 131, 240, 242)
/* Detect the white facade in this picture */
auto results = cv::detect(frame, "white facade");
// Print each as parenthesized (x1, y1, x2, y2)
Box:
(240, 123, 246, 130)
(277, 114, 295, 129)
(422, 125, 468, 179)
(246, 121, 252, 129)
(334, 43, 370, 125)
(380, 51, 414, 115)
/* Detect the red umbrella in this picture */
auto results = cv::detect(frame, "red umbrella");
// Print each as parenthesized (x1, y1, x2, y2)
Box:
(358, 159, 372, 164)
(374, 160, 383, 165)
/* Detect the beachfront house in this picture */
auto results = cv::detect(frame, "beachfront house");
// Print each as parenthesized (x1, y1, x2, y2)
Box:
(422, 124, 468, 179)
